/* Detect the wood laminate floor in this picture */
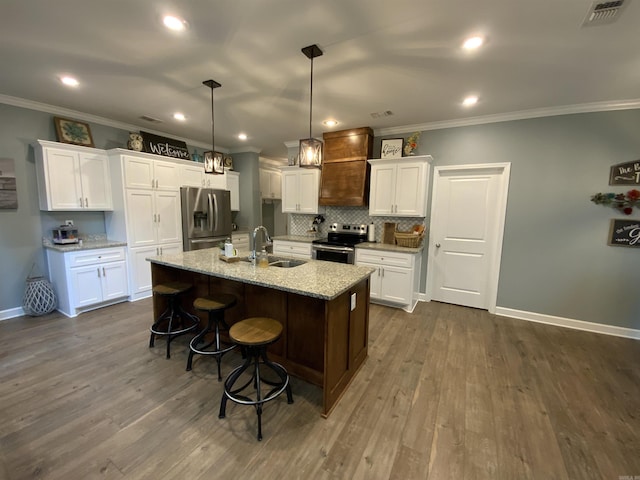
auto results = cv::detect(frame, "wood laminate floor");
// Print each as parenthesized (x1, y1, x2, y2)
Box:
(0, 299, 638, 480)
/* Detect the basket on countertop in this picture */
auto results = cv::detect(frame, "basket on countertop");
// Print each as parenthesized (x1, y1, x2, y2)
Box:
(394, 224, 426, 248)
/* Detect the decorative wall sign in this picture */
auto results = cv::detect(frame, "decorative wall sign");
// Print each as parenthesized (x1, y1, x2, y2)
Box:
(0, 158, 17, 209)
(608, 219, 640, 248)
(54, 117, 94, 147)
(140, 131, 191, 160)
(609, 160, 640, 185)
(381, 138, 403, 159)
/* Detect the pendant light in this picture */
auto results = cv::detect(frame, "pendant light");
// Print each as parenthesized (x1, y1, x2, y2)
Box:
(203, 79, 222, 175)
(299, 44, 323, 168)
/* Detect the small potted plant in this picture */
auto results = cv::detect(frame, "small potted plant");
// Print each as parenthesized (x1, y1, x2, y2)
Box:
(404, 132, 421, 156)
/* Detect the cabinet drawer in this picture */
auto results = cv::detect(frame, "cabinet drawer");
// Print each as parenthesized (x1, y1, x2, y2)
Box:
(355, 249, 412, 267)
(68, 247, 126, 267)
(273, 240, 312, 258)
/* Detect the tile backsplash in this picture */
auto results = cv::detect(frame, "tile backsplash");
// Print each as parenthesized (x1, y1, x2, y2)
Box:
(289, 206, 425, 242)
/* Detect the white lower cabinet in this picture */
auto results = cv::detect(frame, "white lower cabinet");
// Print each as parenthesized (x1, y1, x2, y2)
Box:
(129, 243, 182, 300)
(272, 240, 312, 259)
(46, 247, 129, 317)
(355, 248, 421, 313)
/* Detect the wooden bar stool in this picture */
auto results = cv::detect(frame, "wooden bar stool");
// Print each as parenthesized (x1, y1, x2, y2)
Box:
(186, 294, 237, 379)
(149, 282, 199, 359)
(219, 317, 293, 441)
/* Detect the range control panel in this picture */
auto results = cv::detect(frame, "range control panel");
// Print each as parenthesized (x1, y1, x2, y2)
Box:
(327, 223, 368, 234)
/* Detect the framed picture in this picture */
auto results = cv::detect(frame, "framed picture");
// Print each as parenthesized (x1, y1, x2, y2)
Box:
(204, 151, 224, 174)
(223, 154, 233, 170)
(381, 138, 403, 159)
(608, 218, 640, 248)
(54, 117, 94, 147)
(0, 158, 18, 209)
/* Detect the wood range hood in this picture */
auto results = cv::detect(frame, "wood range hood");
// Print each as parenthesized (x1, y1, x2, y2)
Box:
(319, 127, 374, 206)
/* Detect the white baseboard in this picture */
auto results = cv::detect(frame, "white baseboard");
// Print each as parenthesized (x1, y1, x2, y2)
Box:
(0, 306, 25, 321)
(495, 307, 640, 340)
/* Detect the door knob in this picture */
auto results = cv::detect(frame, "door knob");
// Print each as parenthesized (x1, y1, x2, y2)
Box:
(435, 243, 441, 248)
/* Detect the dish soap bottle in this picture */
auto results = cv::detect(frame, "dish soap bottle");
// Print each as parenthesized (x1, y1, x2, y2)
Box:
(257, 248, 269, 268)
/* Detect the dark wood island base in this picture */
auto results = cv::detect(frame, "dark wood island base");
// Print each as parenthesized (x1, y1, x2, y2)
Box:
(151, 262, 370, 417)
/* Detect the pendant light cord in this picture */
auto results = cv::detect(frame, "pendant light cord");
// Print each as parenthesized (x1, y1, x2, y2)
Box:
(309, 55, 314, 140)
(211, 87, 215, 153)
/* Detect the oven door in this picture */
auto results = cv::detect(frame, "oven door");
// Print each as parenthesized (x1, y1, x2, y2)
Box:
(312, 244, 355, 264)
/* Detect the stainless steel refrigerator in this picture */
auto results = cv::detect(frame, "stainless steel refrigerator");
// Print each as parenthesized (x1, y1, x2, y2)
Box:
(180, 187, 232, 251)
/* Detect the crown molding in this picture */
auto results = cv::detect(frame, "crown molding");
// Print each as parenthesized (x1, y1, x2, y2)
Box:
(228, 146, 262, 155)
(374, 98, 640, 137)
(0, 94, 226, 152)
(284, 140, 299, 149)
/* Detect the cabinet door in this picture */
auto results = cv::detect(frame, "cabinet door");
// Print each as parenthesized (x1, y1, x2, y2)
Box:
(181, 165, 204, 187)
(71, 265, 103, 307)
(281, 171, 299, 212)
(395, 161, 426, 216)
(368, 164, 396, 215)
(129, 246, 157, 295)
(155, 190, 182, 244)
(357, 261, 382, 299)
(79, 153, 112, 210)
(226, 171, 240, 211)
(158, 243, 182, 256)
(203, 172, 227, 190)
(380, 265, 412, 304)
(154, 160, 180, 190)
(297, 169, 319, 213)
(259, 170, 270, 198)
(124, 156, 154, 189)
(44, 149, 83, 210)
(126, 189, 156, 247)
(270, 171, 282, 199)
(100, 261, 128, 301)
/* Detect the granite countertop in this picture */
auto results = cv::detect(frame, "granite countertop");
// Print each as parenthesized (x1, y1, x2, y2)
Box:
(147, 249, 374, 300)
(356, 242, 424, 254)
(43, 234, 127, 253)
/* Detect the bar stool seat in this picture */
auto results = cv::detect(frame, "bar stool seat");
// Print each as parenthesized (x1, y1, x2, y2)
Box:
(186, 293, 237, 379)
(149, 281, 199, 359)
(219, 317, 293, 441)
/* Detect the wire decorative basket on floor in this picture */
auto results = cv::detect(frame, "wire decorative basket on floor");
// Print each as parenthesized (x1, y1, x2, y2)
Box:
(22, 264, 57, 316)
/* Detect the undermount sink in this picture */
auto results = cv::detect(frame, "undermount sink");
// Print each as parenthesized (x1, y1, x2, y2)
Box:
(241, 255, 306, 268)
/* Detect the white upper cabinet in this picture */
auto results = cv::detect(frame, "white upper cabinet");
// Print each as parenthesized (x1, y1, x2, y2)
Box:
(123, 156, 180, 191)
(181, 164, 205, 187)
(368, 155, 432, 217)
(281, 167, 320, 214)
(260, 169, 282, 199)
(226, 171, 240, 211)
(35, 140, 113, 211)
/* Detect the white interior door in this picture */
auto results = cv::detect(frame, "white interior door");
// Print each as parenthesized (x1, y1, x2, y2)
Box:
(427, 164, 510, 312)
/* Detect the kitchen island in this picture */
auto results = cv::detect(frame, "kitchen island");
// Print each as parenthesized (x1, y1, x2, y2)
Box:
(148, 249, 374, 416)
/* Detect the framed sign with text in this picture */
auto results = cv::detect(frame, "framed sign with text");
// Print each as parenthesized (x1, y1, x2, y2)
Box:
(140, 131, 191, 160)
(608, 219, 640, 248)
(609, 160, 640, 186)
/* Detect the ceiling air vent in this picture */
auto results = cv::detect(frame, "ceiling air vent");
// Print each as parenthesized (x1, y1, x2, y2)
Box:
(370, 110, 394, 119)
(139, 115, 163, 123)
(582, 0, 629, 26)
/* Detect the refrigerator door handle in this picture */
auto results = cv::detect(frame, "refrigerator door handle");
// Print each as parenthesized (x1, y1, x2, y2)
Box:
(207, 193, 214, 232)
(212, 194, 219, 233)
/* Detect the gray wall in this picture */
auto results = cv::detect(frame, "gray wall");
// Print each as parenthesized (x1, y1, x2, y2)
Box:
(2, 103, 639, 330)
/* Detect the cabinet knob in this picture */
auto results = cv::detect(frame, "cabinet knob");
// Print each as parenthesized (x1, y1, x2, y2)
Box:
(436, 243, 441, 248)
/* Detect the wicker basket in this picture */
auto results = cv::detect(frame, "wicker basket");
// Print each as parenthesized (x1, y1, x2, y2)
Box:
(394, 231, 424, 248)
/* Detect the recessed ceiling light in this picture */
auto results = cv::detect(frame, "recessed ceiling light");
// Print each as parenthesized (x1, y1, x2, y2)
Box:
(323, 119, 338, 127)
(463, 95, 479, 107)
(163, 15, 188, 31)
(173, 112, 186, 121)
(60, 76, 79, 87)
(463, 36, 484, 50)
(238, 133, 248, 141)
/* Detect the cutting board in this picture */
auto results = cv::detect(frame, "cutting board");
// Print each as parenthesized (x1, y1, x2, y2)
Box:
(383, 222, 397, 244)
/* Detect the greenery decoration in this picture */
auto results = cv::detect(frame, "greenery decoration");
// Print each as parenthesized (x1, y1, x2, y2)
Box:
(590, 189, 640, 215)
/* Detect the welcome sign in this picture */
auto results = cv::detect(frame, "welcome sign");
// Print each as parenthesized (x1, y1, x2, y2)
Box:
(609, 160, 640, 185)
(140, 131, 191, 160)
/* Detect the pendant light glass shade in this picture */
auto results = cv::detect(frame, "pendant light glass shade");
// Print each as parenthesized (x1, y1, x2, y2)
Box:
(299, 44, 323, 168)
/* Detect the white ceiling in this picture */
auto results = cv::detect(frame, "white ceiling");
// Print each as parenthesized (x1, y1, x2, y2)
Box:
(1, 0, 639, 159)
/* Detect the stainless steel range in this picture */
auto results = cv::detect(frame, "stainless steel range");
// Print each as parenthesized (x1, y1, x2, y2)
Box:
(311, 223, 368, 264)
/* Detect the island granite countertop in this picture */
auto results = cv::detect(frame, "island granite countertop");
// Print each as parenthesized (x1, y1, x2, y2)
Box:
(147, 249, 374, 300)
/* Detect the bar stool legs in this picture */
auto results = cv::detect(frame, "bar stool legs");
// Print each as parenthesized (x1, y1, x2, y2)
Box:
(186, 294, 237, 380)
(218, 317, 293, 441)
(149, 282, 199, 359)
